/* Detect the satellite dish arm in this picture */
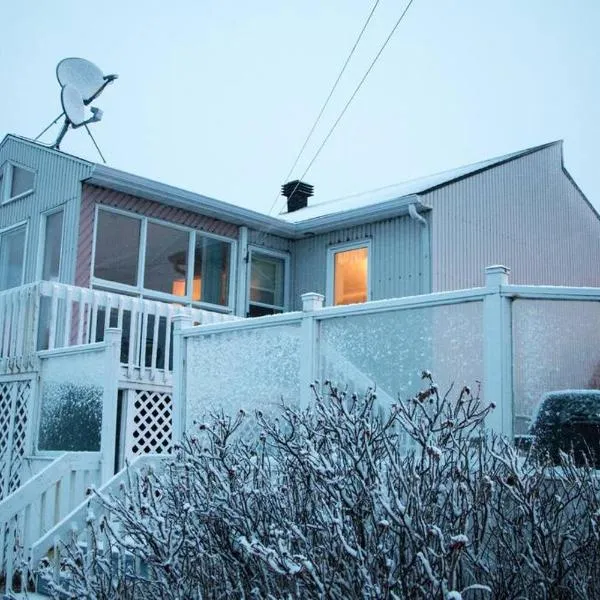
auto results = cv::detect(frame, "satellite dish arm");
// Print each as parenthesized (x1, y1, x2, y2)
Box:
(84, 74, 118, 105)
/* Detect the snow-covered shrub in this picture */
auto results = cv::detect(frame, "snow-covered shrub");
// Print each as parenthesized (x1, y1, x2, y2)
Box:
(41, 374, 600, 599)
(530, 390, 600, 467)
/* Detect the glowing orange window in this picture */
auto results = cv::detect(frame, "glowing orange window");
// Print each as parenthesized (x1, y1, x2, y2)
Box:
(333, 246, 368, 306)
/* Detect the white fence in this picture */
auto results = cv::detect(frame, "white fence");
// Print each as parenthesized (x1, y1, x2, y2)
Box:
(174, 266, 600, 439)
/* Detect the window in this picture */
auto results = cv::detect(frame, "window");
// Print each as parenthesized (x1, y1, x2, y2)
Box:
(248, 249, 287, 317)
(93, 207, 234, 309)
(144, 221, 189, 296)
(0, 224, 27, 291)
(94, 210, 141, 286)
(192, 236, 230, 306)
(2, 164, 35, 203)
(41, 210, 64, 281)
(328, 242, 370, 306)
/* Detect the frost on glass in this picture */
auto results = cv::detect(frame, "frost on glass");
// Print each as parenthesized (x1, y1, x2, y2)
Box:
(185, 323, 301, 437)
(512, 300, 600, 433)
(319, 302, 484, 407)
(38, 350, 106, 451)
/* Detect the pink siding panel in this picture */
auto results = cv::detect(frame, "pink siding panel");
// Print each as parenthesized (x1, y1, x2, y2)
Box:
(76, 184, 238, 288)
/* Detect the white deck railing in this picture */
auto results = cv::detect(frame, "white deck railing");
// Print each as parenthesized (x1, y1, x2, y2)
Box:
(30, 453, 167, 589)
(0, 282, 239, 377)
(0, 451, 102, 595)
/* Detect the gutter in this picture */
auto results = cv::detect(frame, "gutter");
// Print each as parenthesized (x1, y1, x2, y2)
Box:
(85, 164, 296, 236)
(85, 165, 429, 240)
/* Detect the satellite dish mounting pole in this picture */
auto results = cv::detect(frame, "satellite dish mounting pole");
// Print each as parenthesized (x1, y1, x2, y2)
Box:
(53, 119, 70, 149)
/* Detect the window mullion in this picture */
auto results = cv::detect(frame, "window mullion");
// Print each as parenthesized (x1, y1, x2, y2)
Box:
(138, 217, 147, 291)
(187, 231, 196, 303)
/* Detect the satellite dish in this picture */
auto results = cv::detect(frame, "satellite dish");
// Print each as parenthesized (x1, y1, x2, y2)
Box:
(56, 58, 118, 104)
(51, 58, 118, 150)
(61, 85, 86, 126)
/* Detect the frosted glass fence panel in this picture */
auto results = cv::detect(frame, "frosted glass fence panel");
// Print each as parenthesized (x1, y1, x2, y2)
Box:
(185, 322, 302, 437)
(318, 301, 484, 406)
(512, 299, 600, 434)
(37, 349, 107, 451)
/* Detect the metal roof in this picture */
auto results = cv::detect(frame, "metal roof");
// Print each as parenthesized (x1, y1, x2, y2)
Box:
(280, 141, 561, 223)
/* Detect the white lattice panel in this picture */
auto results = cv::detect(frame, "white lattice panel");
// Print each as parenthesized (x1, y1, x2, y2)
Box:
(0, 379, 31, 500)
(124, 390, 172, 458)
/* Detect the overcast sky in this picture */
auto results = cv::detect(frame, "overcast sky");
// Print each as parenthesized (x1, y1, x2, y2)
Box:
(1, 1, 598, 215)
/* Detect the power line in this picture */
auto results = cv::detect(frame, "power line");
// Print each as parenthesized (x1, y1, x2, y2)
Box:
(296, 0, 415, 186)
(267, 0, 382, 217)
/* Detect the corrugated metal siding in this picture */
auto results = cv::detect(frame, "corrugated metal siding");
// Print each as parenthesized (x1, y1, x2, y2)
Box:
(77, 184, 239, 287)
(247, 229, 292, 253)
(0, 137, 92, 285)
(292, 216, 429, 310)
(424, 144, 600, 291)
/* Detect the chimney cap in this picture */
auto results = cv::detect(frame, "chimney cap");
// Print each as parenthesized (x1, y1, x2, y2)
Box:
(281, 180, 314, 199)
(282, 180, 314, 213)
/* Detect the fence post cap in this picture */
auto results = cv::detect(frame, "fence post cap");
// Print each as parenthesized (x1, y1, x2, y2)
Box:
(301, 293, 325, 312)
(485, 265, 510, 287)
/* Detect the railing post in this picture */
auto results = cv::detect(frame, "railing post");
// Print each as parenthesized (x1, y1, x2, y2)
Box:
(300, 293, 324, 408)
(172, 315, 194, 444)
(483, 265, 513, 437)
(100, 328, 122, 483)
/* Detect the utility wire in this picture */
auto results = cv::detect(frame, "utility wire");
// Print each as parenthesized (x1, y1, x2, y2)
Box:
(266, 0, 381, 217)
(296, 0, 415, 186)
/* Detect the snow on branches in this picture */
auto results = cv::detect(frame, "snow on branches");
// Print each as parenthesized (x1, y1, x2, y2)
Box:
(41, 374, 600, 599)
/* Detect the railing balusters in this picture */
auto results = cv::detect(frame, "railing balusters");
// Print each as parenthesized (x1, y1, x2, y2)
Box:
(76, 287, 85, 345)
(63, 286, 74, 347)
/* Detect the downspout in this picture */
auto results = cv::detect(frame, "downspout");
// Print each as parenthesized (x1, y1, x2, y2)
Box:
(408, 203, 431, 294)
(408, 203, 427, 226)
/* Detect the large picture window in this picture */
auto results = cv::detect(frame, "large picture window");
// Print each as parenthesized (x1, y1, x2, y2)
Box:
(248, 249, 287, 317)
(93, 207, 234, 309)
(328, 241, 370, 306)
(0, 223, 27, 291)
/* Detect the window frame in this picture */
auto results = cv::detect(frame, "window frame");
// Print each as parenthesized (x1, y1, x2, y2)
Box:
(1, 161, 36, 205)
(0, 220, 29, 290)
(37, 206, 66, 282)
(246, 245, 290, 316)
(326, 239, 372, 307)
(91, 204, 237, 312)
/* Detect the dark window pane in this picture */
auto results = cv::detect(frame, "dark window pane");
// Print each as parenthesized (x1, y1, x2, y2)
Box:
(193, 236, 230, 306)
(94, 210, 141, 286)
(10, 166, 34, 198)
(250, 254, 284, 307)
(0, 225, 26, 290)
(248, 304, 282, 318)
(42, 211, 63, 281)
(144, 222, 189, 296)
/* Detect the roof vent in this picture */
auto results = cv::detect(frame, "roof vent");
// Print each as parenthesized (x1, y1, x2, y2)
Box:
(282, 180, 313, 213)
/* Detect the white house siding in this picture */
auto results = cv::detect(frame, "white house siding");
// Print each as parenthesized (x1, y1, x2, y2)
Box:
(424, 143, 600, 291)
(0, 136, 93, 285)
(292, 215, 429, 310)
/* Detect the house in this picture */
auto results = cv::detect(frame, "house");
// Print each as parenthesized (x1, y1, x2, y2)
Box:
(1, 135, 599, 317)
(1, 134, 600, 596)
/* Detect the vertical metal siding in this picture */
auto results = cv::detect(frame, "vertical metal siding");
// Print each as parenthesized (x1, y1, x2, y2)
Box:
(77, 184, 240, 288)
(292, 216, 428, 309)
(0, 137, 92, 285)
(424, 144, 600, 291)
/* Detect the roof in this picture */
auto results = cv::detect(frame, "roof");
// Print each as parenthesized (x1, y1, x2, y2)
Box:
(280, 141, 561, 223)
(1, 135, 563, 237)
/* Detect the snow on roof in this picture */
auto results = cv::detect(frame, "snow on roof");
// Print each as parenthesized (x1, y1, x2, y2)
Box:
(280, 142, 559, 223)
